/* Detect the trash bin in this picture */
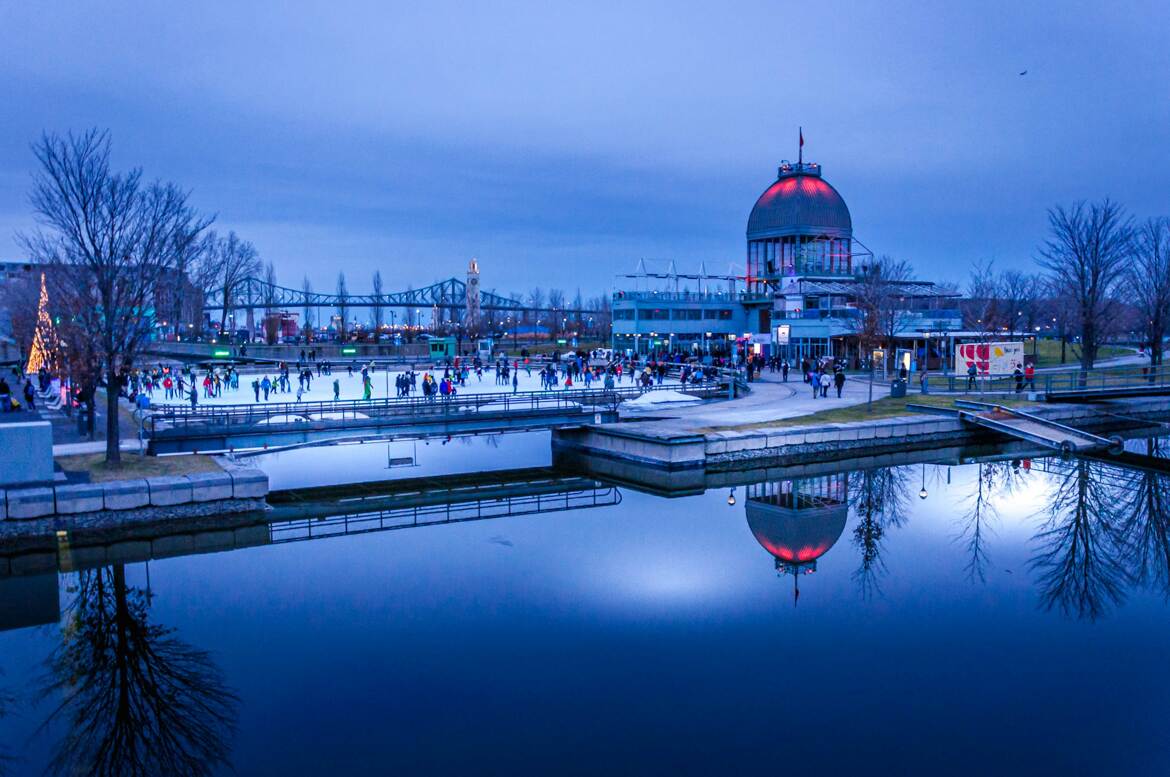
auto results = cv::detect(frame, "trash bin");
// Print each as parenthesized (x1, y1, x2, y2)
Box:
(889, 379, 907, 398)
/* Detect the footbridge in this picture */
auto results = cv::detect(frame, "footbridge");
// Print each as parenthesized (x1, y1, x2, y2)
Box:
(909, 399, 1115, 454)
(142, 383, 727, 454)
(1037, 365, 1170, 402)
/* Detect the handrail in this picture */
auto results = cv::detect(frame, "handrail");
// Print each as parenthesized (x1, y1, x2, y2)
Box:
(143, 379, 728, 437)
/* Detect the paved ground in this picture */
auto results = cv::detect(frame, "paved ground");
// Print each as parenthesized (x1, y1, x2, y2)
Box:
(622, 372, 877, 431)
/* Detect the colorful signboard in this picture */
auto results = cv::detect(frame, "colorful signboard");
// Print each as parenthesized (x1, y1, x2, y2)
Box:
(954, 341, 1025, 376)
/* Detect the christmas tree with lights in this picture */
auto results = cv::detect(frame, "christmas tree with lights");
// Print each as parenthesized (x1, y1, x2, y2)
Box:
(25, 272, 57, 375)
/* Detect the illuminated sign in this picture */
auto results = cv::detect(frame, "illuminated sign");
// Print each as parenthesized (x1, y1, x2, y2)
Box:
(341, 347, 357, 355)
(775, 324, 790, 345)
(212, 349, 230, 358)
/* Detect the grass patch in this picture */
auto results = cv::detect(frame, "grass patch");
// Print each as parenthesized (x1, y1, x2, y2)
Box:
(696, 393, 1035, 434)
(56, 453, 224, 483)
(1031, 340, 1132, 366)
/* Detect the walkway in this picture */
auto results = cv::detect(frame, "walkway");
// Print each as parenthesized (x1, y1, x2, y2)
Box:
(621, 372, 876, 432)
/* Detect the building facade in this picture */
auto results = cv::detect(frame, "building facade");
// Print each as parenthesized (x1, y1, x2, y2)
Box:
(612, 156, 962, 368)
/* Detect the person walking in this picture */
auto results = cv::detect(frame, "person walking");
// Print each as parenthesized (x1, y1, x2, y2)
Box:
(512, 372, 518, 393)
(252, 378, 261, 402)
(781, 360, 789, 382)
(834, 370, 846, 398)
(819, 371, 831, 398)
(810, 372, 819, 398)
(1024, 362, 1035, 391)
(1013, 363, 1024, 393)
(966, 363, 978, 390)
(261, 375, 271, 400)
(919, 368, 930, 395)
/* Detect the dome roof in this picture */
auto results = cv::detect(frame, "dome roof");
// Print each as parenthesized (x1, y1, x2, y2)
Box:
(747, 169, 852, 240)
(745, 498, 848, 566)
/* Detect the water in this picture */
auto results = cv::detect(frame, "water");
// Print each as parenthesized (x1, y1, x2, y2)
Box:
(3, 434, 1170, 775)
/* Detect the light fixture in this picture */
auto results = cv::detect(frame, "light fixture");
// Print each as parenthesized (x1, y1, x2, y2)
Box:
(727, 488, 736, 507)
(919, 463, 928, 500)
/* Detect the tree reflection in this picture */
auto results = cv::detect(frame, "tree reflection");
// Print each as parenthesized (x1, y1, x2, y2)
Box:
(1116, 439, 1170, 598)
(1030, 459, 1129, 621)
(850, 466, 911, 598)
(955, 461, 1030, 583)
(0, 668, 13, 776)
(37, 564, 238, 777)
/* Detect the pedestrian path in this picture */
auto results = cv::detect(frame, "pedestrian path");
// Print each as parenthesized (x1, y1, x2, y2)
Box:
(622, 372, 875, 430)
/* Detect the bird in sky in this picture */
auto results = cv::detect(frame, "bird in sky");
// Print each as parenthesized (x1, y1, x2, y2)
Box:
(1019, 69, 1028, 76)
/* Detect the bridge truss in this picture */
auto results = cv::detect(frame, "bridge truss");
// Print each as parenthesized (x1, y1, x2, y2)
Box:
(205, 276, 586, 317)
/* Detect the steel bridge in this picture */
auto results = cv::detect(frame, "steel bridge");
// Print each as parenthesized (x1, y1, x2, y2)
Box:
(205, 275, 590, 318)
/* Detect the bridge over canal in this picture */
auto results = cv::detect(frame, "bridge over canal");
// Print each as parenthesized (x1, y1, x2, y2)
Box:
(142, 382, 730, 454)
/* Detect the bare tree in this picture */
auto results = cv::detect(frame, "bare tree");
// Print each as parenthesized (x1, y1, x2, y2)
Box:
(301, 275, 314, 342)
(403, 286, 416, 338)
(204, 231, 260, 337)
(21, 130, 210, 463)
(527, 287, 545, 326)
(999, 269, 1039, 336)
(548, 288, 565, 335)
(1037, 200, 1133, 370)
(371, 270, 384, 343)
(964, 259, 1002, 334)
(1128, 217, 1170, 366)
(335, 272, 349, 342)
(262, 261, 279, 344)
(851, 256, 914, 409)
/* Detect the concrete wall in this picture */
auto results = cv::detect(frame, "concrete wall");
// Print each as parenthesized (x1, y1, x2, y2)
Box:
(556, 396, 1170, 474)
(0, 457, 268, 521)
(0, 420, 53, 487)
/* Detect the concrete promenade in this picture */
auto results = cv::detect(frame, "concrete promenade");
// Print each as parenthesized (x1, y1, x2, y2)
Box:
(621, 372, 876, 432)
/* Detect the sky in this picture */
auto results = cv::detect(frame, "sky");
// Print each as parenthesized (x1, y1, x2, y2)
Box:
(1, 0, 1167, 299)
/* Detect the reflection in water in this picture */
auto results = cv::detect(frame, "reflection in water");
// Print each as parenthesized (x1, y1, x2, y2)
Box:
(1118, 439, 1170, 596)
(848, 467, 911, 598)
(1031, 459, 1131, 621)
(745, 475, 849, 603)
(0, 669, 12, 776)
(36, 564, 238, 777)
(955, 462, 1031, 583)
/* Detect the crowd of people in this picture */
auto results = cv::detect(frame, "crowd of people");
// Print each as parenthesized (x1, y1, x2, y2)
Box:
(0, 365, 44, 412)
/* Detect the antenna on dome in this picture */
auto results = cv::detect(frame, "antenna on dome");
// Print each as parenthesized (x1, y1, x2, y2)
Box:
(798, 126, 804, 165)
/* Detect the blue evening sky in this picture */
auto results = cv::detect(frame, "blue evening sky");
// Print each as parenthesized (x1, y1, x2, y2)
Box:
(1, 1, 1166, 297)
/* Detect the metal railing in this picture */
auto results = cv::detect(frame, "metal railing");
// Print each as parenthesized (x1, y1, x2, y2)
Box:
(922, 364, 1170, 396)
(144, 380, 726, 436)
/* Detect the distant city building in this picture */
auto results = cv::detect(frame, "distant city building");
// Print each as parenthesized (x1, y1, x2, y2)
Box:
(612, 155, 962, 368)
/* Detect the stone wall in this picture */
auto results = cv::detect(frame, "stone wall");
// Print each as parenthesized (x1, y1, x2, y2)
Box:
(0, 456, 268, 522)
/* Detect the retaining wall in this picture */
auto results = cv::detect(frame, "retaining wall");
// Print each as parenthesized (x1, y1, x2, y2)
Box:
(554, 396, 1170, 472)
(0, 457, 268, 522)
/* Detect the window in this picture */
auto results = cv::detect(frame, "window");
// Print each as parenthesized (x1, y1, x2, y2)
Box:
(613, 309, 635, 321)
(716, 309, 733, 320)
(674, 308, 702, 321)
(647, 308, 670, 320)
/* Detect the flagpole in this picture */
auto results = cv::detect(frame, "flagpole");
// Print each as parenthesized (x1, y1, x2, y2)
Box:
(798, 126, 803, 164)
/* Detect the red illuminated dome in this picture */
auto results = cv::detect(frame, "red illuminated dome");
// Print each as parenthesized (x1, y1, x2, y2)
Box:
(746, 163, 852, 241)
(745, 489, 848, 573)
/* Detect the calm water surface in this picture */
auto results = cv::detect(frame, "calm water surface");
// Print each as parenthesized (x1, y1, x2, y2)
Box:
(2, 434, 1170, 775)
